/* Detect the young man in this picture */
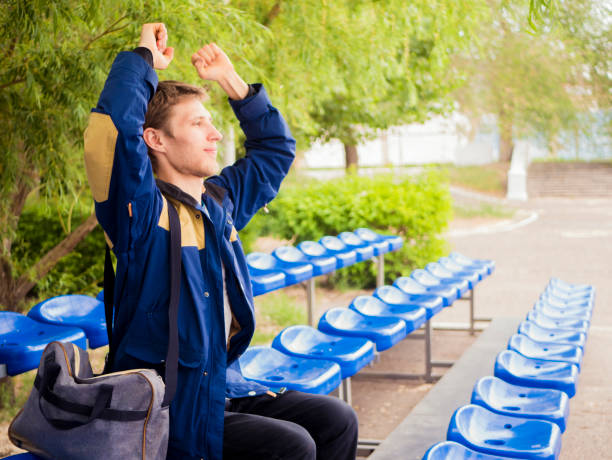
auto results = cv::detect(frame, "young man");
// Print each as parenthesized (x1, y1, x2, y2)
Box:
(84, 23, 358, 460)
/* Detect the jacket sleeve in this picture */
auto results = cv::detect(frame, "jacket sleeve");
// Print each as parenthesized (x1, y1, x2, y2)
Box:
(206, 84, 296, 231)
(83, 51, 161, 252)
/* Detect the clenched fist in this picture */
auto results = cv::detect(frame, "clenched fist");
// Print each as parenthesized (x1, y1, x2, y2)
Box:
(139, 23, 174, 70)
(191, 43, 249, 100)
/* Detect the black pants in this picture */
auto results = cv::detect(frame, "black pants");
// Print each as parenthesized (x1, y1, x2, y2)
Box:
(223, 391, 358, 460)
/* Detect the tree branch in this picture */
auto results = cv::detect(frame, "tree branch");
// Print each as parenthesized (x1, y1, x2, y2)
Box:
(10, 213, 99, 306)
(84, 15, 130, 50)
(263, 1, 282, 27)
(0, 78, 25, 91)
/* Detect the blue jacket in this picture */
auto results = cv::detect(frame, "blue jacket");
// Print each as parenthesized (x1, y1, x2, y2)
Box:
(84, 51, 295, 459)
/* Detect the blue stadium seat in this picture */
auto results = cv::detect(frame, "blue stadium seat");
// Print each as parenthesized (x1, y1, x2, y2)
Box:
(518, 321, 586, 349)
(297, 240, 344, 270)
(337, 232, 375, 261)
(247, 252, 312, 286)
(449, 252, 495, 275)
(28, 295, 107, 348)
(471, 376, 569, 432)
(549, 277, 593, 294)
(245, 253, 287, 296)
(544, 285, 595, 302)
(347, 230, 389, 256)
(272, 325, 375, 378)
(423, 440, 523, 459)
(354, 228, 403, 252)
(447, 404, 562, 460)
(239, 346, 341, 394)
(540, 292, 593, 309)
(0, 311, 87, 376)
(411, 269, 470, 298)
(349, 295, 427, 333)
(374, 285, 444, 320)
(426, 262, 480, 289)
(534, 302, 591, 322)
(272, 245, 336, 276)
(508, 334, 583, 370)
(96, 290, 104, 301)
(526, 310, 589, 334)
(318, 236, 359, 266)
(318, 307, 406, 352)
(393, 276, 455, 307)
(494, 350, 578, 398)
(439, 256, 488, 281)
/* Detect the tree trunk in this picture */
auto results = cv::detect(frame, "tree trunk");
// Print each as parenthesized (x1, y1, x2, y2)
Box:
(0, 213, 99, 309)
(498, 115, 514, 163)
(344, 144, 358, 171)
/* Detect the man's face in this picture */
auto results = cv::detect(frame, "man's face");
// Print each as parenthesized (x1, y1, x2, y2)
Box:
(160, 96, 223, 178)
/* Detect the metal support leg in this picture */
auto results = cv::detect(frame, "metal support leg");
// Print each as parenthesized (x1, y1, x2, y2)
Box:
(424, 319, 432, 381)
(0, 364, 6, 379)
(306, 278, 315, 327)
(342, 377, 352, 406)
(433, 286, 492, 333)
(469, 287, 475, 336)
(337, 379, 345, 402)
(376, 254, 385, 288)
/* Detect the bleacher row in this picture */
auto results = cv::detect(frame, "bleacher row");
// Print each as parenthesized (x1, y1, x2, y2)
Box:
(422, 278, 594, 460)
(0, 227, 496, 460)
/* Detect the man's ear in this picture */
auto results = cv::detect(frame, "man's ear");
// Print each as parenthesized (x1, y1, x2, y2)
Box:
(143, 127, 166, 153)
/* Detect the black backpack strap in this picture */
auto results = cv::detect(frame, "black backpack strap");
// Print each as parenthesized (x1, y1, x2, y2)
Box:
(101, 196, 182, 407)
(163, 199, 181, 406)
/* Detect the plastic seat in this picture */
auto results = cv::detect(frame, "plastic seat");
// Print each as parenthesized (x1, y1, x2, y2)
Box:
(439, 256, 488, 281)
(526, 310, 589, 334)
(449, 252, 495, 275)
(272, 245, 336, 276)
(349, 295, 427, 333)
(272, 325, 375, 378)
(96, 290, 105, 301)
(540, 292, 593, 308)
(447, 404, 562, 460)
(354, 227, 403, 252)
(518, 321, 586, 349)
(318, 236, 359, 266)
(337, 232, 375, 261)
(411, 269, 470, 298)
(247, 252, 312, 287)
(422, 440, 523, 459)
(0, 311, 87, 376)
(534, 302, 591, 322)
(393, 276, 455, 307)
(239, 346, 341, 394)
(297, 240, 346, 270)
(245, 253, 287, 296)
(374, 285, 444, 320)
(544, 285, 595, 303)
(28, 295, 107, 348)
(347, 230, 389, 256)
(318, 307, 406, 352)
(471, 376, 569, 432)
(549, 277, 593, 293)
(494, 350, 578, 397)
(508, 334, 583, 370)
(426, 262, 480, 289)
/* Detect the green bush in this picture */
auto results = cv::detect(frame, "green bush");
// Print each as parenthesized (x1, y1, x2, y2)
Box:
(244, 169, 452, 288)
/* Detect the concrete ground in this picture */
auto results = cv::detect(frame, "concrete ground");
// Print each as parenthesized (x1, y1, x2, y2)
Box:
(443, 195, 612, 459)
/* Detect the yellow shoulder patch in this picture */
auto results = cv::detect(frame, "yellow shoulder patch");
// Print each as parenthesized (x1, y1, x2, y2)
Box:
(158, 197, 205, 249)
(83, 112, 117, 203)
(230, 226, 238, 242)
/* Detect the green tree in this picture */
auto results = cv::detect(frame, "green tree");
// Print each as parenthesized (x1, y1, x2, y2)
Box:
(453, 0, 609, 162)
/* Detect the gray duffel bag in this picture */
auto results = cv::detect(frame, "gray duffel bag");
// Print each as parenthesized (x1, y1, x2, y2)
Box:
(9, 341, 169, 459)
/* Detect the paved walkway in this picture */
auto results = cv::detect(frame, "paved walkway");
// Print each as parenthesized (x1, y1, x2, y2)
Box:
(445, 195, 612, 459)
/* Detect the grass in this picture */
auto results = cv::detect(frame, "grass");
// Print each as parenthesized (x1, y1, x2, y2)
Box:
(251, 290, 307, 346)
(453, 203, 516, 219)
(443, 164, 508, 196)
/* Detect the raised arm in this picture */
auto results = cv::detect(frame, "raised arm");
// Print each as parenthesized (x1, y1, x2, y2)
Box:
(194, 44, 296, 231)
(83, 24, 174, 251)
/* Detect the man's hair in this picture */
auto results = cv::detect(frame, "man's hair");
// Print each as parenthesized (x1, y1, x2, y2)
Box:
(144, 80, 208, 171)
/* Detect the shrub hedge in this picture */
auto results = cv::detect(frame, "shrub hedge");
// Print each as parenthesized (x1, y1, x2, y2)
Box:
(241, 168, 452, 288)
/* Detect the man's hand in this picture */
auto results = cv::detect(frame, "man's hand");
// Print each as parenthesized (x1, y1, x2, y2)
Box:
(191, 43, 249, 100)
(138, 23, 174, 70)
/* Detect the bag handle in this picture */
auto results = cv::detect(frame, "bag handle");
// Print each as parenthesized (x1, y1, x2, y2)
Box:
(38, 358, 113, 430)
(103, 196, 182, 407)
